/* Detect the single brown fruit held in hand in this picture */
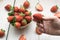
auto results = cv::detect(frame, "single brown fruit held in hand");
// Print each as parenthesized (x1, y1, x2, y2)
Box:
(33, 13, 43, 21)
(50, 5, 58, 12)
(23, 0, 30, 8)
(35, 3, 43, 11)
(54, 12, 60, 18)
(36, 27, 42, 35)
(5, 4, 11, 11)
(19, 34, 26, 40)
(15, 22, 21, 29)
(0, 29, 5, 37)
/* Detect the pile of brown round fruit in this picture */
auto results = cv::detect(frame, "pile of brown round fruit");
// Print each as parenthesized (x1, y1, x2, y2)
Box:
(5, 1, 32, 29)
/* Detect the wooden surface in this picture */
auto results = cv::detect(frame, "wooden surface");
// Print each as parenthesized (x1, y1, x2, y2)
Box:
(0, 0, 60, 40)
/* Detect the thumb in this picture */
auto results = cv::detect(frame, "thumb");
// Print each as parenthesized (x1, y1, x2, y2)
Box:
(42, 16, 58, 21)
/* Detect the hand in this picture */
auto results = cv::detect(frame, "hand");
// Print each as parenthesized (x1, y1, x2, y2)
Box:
(36, 16, 60, 35)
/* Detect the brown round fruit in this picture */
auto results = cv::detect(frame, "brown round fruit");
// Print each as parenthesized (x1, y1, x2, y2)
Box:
(14, 7, 19, 12)
(21, 19, 27, 26)
(25, 16, 32, 22)
(7, 16, 14, 22)
(25, 11, 30, 16)
(19, 34, 26, 40)
(23, 1, 30, 8)
(15, 22, 21, 29)
(36, 3, 43, 11)
(19, 7, 25, 13)
(5, 4, 11, 11)
(15, 15, 23, 22)
(50, 5, 58, 12)
(33, 13, 43, 21)
(0, 29, 5, 37)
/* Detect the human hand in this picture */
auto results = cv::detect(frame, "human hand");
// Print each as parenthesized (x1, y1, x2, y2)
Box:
(36, 16, 60, 35)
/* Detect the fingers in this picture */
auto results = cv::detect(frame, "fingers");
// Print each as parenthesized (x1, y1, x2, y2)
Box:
(37, 23, 43, 28)
(36, 27, 42, 35)
(36, 23, 45, 35)
(36, 27, 44, 35)
(42, 16, 58, 21)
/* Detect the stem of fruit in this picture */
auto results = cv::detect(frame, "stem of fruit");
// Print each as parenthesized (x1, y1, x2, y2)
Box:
(6, 0, 16, 40)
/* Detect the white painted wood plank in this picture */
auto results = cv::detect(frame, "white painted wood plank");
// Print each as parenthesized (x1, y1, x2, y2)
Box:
(0, 0, 14, 40)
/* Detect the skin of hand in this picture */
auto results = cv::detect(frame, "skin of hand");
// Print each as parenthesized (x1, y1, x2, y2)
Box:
(37, 16, 60, 35)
